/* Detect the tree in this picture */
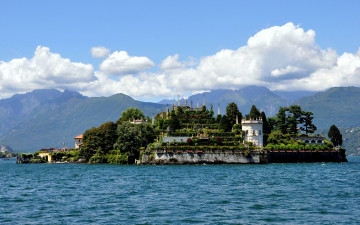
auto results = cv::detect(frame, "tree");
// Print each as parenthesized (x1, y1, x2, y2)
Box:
(286, 105, 303, 134)
(275, 107, 288, 134)
(81, 127, 103, 160)
(328, 125, 343, 147)
(300, 112, 317, 134)
(226, 102, 242, 126)
(261, 112, 271, 146)
(117, 107, 145, 124)
(115, 122, 156, 163)
(249, 105, 261, 119)
(219, 115, 232, 132)
(80, 121, 118, 160)
(267, 130, 285, 145)
(168, 115, 181, 132)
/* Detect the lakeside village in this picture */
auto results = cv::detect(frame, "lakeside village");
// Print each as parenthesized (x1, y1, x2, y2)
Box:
(18, 97, 347, 164)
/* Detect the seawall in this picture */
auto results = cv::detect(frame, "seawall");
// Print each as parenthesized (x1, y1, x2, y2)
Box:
(142, 150, 347, 164)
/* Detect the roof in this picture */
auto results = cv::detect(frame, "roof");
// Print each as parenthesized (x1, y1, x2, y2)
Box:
(74, 134, 83, 139)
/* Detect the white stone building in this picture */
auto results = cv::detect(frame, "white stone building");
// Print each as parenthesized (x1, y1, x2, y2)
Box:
(74, 134, 83, 149)
(241, 119, 263, 147)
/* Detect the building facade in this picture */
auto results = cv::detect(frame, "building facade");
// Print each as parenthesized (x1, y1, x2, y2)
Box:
(74, 134, 83, 149)
(241, 119, 263, 147)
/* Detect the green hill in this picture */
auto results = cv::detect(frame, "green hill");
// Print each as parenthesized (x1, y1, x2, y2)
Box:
(295, 87, 360, 130)
(0, 92, 165, 153)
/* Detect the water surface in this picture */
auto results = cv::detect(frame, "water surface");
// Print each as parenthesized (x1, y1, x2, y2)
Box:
(1, 157, 359, 224)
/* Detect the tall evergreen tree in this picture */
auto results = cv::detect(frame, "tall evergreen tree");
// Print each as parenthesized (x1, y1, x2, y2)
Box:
(226, 102, 242, 126)
(261, 111, 271, 146)
(249, 105, 261, 119)
(328, 125, 343, 147)
(219, 115, 232, 132)
(300, 111, 317, 134)
(275, 107, 288, 134)
(287, 105, 303, 134)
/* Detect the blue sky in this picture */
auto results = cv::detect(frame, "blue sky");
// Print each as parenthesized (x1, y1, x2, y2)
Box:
(1, 0, 359, 101)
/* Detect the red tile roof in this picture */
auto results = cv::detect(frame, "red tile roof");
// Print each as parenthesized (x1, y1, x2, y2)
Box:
(74, 134, 83, 139)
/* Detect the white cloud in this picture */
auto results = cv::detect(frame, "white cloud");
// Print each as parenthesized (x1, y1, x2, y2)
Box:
(2, 23, 360, 100)
(159, 54, 184, 70)
(99, 51, 154, 75)
(0, 46, 94, 98)
(271, 66, 304, 77)
(81, 22, 360, 99)
(91, 46, 110, 58)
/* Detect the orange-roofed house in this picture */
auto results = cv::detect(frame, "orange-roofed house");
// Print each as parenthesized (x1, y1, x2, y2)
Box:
(74, 134, 83, 150)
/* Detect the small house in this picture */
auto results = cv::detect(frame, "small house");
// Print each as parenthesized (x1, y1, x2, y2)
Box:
(74, 134, 83, 149)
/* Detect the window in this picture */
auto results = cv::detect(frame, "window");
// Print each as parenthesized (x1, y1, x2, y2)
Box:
(259, 130, 262, 135)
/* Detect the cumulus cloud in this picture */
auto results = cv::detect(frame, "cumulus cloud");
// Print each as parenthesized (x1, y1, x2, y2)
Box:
(0, 46, 94, 98)
(99, 51, 154, 75)
(1, 23, 360, 100)
(159, 54, 184, 70)
(91, 46, 110, 58)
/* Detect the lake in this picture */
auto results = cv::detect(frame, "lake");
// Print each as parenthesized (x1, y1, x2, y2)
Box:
(1, 157, 359, 224)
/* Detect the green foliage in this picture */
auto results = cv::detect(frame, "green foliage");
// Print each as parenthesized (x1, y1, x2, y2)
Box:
(168, 115, 181, 132)
(248, 105, 261, 119)
(219, 115, 232, 132)
(300, 111, 317, 134)
(267, 130, 286, 145)
(81, 121, 118, 160)
(328, 125, 343, 147)
(106, 153, 128, 164)
(233, 124, 242, 134)
(261, 111, 271, 146)
(226, 102, 242, 126)
(272, 105, 317, 135)
(115, 122, 156, 163)
(117, 107, 145, 124)
(21, 153, 33, 159)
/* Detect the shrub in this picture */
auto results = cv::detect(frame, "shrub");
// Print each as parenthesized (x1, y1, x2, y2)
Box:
(305, 144, 311, 150)
(280, 144, 286, 150)
(311, 145, 317, 151)
(285, 144, 292, 151)
(291, 144, 298, 151)
(106, 153, 128, 164)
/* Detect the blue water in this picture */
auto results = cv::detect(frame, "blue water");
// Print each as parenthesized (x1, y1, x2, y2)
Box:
(1, 157, 360, 224)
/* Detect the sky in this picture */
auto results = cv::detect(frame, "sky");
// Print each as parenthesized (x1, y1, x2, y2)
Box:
(0, 0, 359, 102)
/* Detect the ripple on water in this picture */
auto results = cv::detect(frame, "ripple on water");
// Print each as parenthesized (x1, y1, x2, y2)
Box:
(0, 157, 360, 224)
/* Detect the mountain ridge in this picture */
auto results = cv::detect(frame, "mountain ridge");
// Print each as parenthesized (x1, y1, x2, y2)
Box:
(1, 86, 360, 154)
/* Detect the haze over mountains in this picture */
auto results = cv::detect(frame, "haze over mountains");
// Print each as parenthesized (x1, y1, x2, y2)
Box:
(0, 86, 359, 154)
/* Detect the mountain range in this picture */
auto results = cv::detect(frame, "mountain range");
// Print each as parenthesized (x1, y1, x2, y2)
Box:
(0, 86, 359, 154)
(0, 90, 164, 153)
(158, 86, 314, 117)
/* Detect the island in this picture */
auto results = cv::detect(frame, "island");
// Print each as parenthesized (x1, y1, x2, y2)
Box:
(17, 101, 347, 164)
